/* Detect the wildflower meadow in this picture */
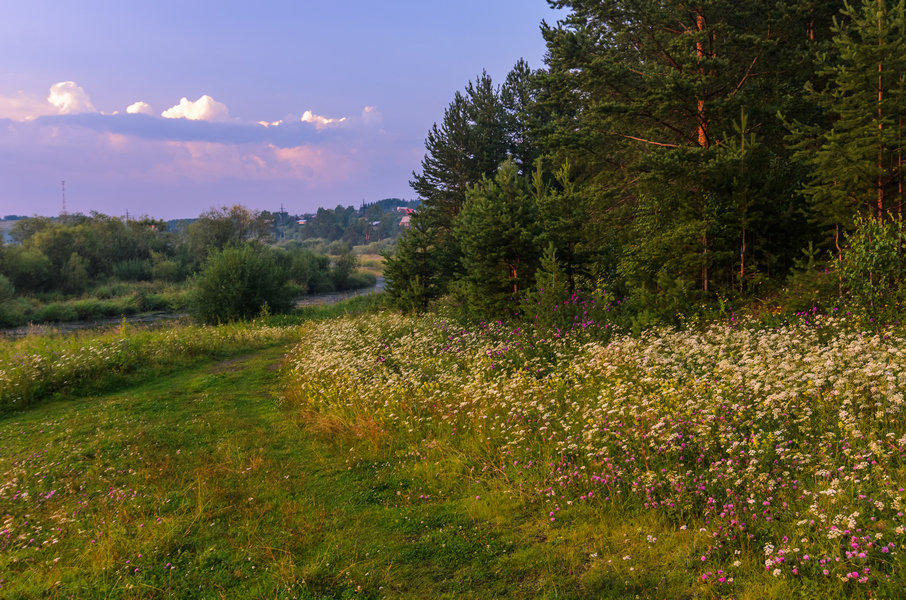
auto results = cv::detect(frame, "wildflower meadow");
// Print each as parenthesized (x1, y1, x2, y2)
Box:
(283, 309, 906, 597)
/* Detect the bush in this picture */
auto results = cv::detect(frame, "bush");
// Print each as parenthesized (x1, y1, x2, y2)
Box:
(331, 250, 358, 290)
(2, 247, 54, 293)
(838, 214, 905, 316)
(113, 259, 153, 281)
(189, 244, 294, 324)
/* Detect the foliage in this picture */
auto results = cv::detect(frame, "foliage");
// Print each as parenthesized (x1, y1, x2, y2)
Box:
(0, 246, 54, 293)
(838, 213, 906, 313)
(189, 244, 294, 324)
(385, 63, 539, 308)
(186, 205, 273, 265)
(112, 258, 153, 281)
(0, 207, 369, 327)
(383, 218, 445, 311)
(453, 160, 541, 315)
(61, 252, 90, 295)
(787, 0, 906, 223)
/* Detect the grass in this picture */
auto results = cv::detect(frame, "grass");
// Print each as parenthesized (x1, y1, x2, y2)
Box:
(280, 308, 906, 598)
(0, 319, 302, 414)
(6, 298, 906, 598)
(354, 253, 385, 277)
(0, 330, 637, 599)
(0, 281, 189, 328)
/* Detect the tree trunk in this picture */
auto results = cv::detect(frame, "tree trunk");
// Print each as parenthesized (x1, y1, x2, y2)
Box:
(836, 222, 843, 297)
(739, 224, 746, 294)
(702, 230, 709, 293)
(696, 13, 709, 149)
(878, 0, 885, 218)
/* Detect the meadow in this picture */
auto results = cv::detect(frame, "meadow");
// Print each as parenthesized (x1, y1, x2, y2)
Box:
(282, 308, 906, 598)
(3, 301, 906, 598)
(0, 318, 301, 414)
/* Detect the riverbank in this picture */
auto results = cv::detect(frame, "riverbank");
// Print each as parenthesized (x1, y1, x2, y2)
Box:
(0, 277, 385, 339)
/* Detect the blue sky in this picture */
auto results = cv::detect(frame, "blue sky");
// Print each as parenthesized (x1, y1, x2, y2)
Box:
(0, 1, 561, 219)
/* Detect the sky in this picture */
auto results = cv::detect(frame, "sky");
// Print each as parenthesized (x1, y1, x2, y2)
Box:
(0, 1, 562, 220)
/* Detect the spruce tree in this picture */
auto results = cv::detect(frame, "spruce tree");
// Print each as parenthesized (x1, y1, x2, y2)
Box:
(386, 64, 531, 308)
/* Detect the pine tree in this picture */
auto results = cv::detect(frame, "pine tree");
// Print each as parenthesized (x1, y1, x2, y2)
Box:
(788, 0, 906, 228)
(539, 0, 839, 297)
(386, 65, 531, 307)
(453, 160, 541, 315)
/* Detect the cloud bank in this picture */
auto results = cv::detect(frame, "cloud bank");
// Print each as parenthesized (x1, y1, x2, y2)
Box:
(0, 81, 402, 217)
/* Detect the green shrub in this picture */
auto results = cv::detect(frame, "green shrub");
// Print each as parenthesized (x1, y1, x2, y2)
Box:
(2, 247, 54, 292)
(112, 258, 153, 281)
(838, 214, 905, 316)
(61, 252, 89, 295)
(0, 275, 26, 326)
(37, 302, 78, 322)
(344, 272, 377, 290)
(189, 244, 294, 324)
(331, 250, 358, 290)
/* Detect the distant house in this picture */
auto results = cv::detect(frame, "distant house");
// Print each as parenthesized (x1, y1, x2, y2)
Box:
(395, 207, 416, 215)
(297, 219, 307, 225)
(399, 215, 411, 228)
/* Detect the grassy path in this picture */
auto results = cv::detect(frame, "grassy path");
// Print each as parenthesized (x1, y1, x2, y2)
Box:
(0, 345, 504, 599)
(1, 342, 692, 600)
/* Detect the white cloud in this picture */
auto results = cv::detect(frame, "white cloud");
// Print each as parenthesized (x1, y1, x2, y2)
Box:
(301, 109, 346, 129)
(0, 81, 97, 120)
(257, 119, 283, 127)
(161, 94, 230, 122)
(47, 81, 96, 115)
(126, 101, 153, 115)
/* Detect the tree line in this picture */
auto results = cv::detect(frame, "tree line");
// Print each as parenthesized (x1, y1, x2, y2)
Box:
(385, 0, 906, 320)
(0, 205, 377, 325)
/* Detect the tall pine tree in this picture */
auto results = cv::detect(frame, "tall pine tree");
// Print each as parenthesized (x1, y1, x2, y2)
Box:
(539, 0, 839, 297)
(788, 0, 906, 231)
(386, 63, 536, 309)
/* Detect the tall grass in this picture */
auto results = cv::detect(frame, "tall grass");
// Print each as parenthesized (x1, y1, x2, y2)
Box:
(0, 320, 300, 414)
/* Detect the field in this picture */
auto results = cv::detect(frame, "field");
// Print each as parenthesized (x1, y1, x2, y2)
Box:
(1, 305, 905, 598)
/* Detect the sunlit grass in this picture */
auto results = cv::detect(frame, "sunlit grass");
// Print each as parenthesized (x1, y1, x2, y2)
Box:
(5, 301, 906, 597)
(0, 319, 301, 414)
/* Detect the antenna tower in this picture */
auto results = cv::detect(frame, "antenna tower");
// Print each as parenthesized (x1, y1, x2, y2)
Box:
(61, 180, 67, 216)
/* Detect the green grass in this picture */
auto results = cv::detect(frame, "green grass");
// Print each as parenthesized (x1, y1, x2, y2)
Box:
(0, 339, 643, 599)
(7, 303, 904, 598)
(1, 281, 189, 328)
